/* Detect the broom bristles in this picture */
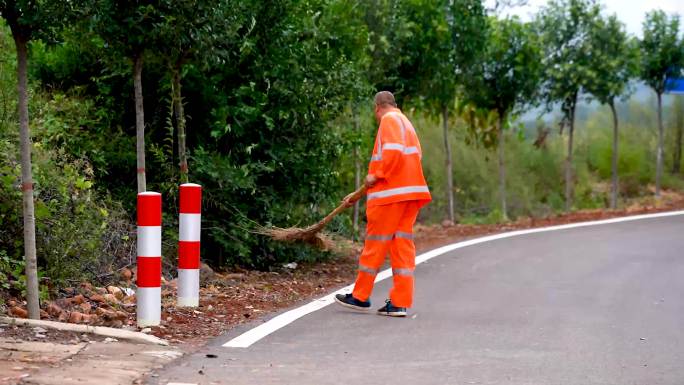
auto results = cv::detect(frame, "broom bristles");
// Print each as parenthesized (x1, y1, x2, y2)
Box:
(255, 185, 367, 251)
(255, 226, 335, 251)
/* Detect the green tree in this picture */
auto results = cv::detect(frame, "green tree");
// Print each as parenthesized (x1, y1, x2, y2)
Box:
(0, 0, 76, 319)
(401, 0, 487, 222)
(443, 0, 487, 223)
(464, 17, 542, 220)
(400, 1, 454, 221)
(89, 1, 161, 193)
(585, 14, 638, 209)
(639, 10, 682, 198)
(19, 0, 369, 268)
(537, 0, 601, 211)
(193, 0, 369, 267)
(155, 0, 243, 183)
(360, 0, 411, 92)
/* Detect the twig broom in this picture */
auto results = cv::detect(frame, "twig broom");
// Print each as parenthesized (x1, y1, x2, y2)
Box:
(256, 185, 367, 250)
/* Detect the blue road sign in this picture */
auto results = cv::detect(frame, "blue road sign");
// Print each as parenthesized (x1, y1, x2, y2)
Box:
(665, 77, 684, 94)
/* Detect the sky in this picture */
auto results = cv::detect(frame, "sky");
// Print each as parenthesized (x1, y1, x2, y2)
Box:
(485, 0, 684, 37)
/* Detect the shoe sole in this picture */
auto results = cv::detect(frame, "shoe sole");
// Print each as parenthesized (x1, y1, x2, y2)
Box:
(377, 311, 407, 317)
(334, 296, 370, 312)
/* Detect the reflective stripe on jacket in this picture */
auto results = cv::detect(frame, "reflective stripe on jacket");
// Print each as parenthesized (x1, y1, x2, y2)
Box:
(367, 108, 431, 207)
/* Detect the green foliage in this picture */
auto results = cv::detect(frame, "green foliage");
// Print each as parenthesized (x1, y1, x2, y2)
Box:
(359, 0, 413, 92)
(154, 0, 244, 66)
(185, 1, 370, 268)
(0, 248, 47, 300)
(0, 21, 15, 127)
(639, 11, 682, 95)
(448, 0, 489, 88)
(584, 107, 650, 178)
(455, 102, 499, 148)
(0, 250, 49, 300)
(464, 16, 541, 130)
(87, 1, 161, 59)
(417, 96, 684, 222)
(0, 249, 24, 291)
(378, 0, 488, 110)
(395, 1, 452, 107)
(536, 0, 601, 119)
(0, 0, 78, 41)
(585, 15, 638, 105)
(0, 77, 135, 287)
(24, 0, 369, 269)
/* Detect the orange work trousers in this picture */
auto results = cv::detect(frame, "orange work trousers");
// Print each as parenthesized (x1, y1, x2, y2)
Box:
(352, 200, 420, 308)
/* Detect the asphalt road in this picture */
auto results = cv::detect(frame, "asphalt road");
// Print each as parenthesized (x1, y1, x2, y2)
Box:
(151, 214, 684, 385)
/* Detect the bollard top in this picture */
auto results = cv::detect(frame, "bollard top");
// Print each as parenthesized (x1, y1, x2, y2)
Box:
(137, 192, 162, 226)
(179, 184, 202, 214)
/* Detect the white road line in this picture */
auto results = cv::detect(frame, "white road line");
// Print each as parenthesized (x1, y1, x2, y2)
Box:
(223, 210, 684, 348)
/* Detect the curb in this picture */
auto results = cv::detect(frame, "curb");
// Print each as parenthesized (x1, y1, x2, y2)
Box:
(0, 316, 169, 346)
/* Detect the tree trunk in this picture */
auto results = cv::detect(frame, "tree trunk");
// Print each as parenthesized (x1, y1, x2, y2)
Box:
(352, 115, 360, 241)
(133, 55, 146, 193)
(655, 91, 663, 198)
(442, 106, 454, 223)
(565, 102, 576, 212)
(14, 35, 40, 319)
(609, 101, 619, 209)
(172, 63, 188, 183)
(672, 97, 683, 174)
(497, 113, 508, 220)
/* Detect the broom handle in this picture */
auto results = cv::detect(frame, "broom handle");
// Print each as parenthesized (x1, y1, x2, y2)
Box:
(307, 184, 368, 232)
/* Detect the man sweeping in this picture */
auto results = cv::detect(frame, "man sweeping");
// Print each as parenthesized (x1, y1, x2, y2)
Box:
(335, 91, 431, 317)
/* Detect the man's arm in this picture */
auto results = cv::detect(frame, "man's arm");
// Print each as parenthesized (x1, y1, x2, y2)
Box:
(372, 115, 405, 181)
(342, 116, 404, 208)
(341, 174, 377, 208)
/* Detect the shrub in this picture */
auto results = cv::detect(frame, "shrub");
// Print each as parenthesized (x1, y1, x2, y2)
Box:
(0, 91, 135, 289)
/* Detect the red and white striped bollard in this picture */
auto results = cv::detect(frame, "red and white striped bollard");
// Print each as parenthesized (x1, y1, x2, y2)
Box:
(137, 192, 162, 327)
(178, 183, 202, 307)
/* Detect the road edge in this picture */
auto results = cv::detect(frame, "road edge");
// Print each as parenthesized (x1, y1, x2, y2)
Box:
(222, 209, 684, 348)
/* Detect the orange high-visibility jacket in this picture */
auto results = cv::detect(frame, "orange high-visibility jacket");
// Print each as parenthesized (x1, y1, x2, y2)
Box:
(367, 108, 431, 208)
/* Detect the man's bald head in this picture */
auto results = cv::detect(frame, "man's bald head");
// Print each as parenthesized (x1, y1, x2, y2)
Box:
(374, 91, 397, 108)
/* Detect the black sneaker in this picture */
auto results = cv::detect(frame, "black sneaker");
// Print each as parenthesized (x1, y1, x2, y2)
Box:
(377, 299, 407, 317)
(334, 293, 371, 311)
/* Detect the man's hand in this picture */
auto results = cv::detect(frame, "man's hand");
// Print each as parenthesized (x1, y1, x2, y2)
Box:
(341, 175, 378, 208)
(341, 191, 360, 208)
(365, 174, 378, 188)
